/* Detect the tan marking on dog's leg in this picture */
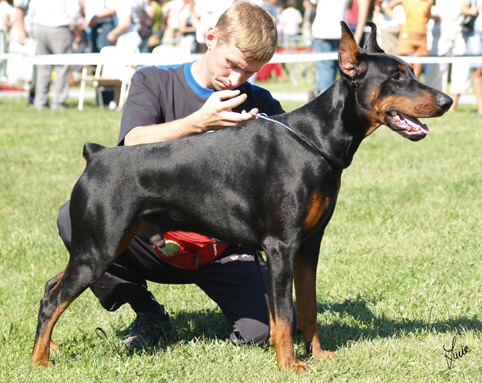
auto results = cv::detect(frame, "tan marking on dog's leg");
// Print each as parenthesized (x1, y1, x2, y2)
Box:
(270, 312, 308, 373)
(31, 300, 71, 367)
(33, 234, 133, 366)
(294, 256, 335, 361)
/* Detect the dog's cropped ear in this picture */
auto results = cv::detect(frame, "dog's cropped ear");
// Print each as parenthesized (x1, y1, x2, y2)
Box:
(363, 22, 385, 54)
(338, 21, 368, 87)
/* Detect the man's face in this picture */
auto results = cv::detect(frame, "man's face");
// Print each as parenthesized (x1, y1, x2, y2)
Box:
(206, 32, 266, 90)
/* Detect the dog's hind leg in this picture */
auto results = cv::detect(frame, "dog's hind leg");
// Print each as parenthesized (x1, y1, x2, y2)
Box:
(293, 237, 335, 362)
(41, 271, 66, 353)
(32, 234, 133, 366)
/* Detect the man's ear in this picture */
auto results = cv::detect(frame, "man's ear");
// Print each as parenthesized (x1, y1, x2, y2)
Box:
(338, 21, 368, 86)
(205, 27, 218, 50)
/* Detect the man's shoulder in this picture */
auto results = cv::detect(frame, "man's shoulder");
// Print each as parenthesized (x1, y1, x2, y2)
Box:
(132, 64, 189, 91)
(136, 63, 185, 78)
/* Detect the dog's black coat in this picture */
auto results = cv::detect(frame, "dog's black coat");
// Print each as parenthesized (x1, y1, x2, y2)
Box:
(32, 22, 452, 371)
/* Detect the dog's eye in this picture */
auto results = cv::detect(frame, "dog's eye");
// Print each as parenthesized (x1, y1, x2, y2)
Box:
(391, 73, 402, 81)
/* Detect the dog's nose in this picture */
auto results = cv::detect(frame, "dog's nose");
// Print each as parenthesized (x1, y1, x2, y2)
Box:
(437, 92, 453, 112)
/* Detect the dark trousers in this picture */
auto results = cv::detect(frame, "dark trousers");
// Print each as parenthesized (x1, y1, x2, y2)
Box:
(57, 201, 270, 344)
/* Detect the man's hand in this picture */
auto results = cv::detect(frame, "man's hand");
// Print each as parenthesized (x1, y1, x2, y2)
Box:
(193, 90, 258, 132)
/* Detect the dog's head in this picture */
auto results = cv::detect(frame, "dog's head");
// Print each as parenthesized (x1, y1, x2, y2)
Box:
(338, 21, 453, 141)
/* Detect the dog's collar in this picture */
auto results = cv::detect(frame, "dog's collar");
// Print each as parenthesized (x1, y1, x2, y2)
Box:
(251, 112, 343, 168)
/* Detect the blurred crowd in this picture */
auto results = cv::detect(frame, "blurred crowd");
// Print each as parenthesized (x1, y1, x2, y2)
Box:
(0, 0, 481, 114)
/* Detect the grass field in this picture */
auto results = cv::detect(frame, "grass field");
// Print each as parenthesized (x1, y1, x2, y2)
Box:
(0, 86, 481, 383)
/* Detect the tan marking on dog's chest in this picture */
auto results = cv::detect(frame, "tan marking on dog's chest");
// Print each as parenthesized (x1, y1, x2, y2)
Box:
(304, 191, 329, 230)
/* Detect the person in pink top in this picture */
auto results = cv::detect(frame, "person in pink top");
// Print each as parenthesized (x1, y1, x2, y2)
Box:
(345, 0, 372, 46)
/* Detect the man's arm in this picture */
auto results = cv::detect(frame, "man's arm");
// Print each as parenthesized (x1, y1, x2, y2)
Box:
(107, 14, 132, 43)
(14, 7, 27, 44)
(124, 90, 258, 146)
(353, 0, 371, 44)
(383, 0, 404, 23)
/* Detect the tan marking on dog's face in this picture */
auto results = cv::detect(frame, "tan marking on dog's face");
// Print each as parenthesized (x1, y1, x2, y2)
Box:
(376, 92, 443, 121)
(363, 87, 383, 137)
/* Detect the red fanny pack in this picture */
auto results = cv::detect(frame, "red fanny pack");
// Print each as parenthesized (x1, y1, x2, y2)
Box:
(153, 231, 229, 270)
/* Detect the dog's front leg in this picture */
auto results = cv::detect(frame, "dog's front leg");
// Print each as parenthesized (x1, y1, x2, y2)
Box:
(266, 244, 308, 373)
(294, 238, 335, 362)
(269, 311, 308, 373)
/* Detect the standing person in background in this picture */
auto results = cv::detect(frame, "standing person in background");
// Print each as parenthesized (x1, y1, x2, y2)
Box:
(310, 0, 350, 96)
(179, 0, 198, 53)
(385, 0, 433, 79)
(278, 0, 303, 49)
(425, 0, 471, 112)
(463, 0, 482, 115)
(107, 0, 150, 53)
(345, 0, 371, 47)
(194, 0, 232, 53)
(311, 0, 370, 97)
(82, 0, 116, 106)
(261, 0, 279, 23)
(375, 0, 404, 55)
(162, 0, 183, 45)
(147, 0, 164, 52)
(11, 0, 37, 107)
(0, 0, 14, 81)
(83, 0, 116, 54)
(301, 0, 316, 47)
(30, 0, 82, 110)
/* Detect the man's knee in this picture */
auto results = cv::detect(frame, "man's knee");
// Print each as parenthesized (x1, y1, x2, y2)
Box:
(230, 318, 270, 346)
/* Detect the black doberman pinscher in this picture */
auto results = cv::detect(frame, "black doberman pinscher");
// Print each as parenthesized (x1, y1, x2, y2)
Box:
(32, 22, 452, 372)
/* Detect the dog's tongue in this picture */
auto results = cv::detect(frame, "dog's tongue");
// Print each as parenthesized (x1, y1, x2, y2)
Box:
(398, 112, 429, 133)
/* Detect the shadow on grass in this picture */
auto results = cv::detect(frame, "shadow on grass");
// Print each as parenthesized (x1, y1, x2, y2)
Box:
(315, 297, 482, 352)
(106, 297, 481, 357)
(112, 308, 234, 355)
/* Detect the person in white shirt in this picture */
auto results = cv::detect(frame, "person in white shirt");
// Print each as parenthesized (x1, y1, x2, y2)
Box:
(30, 0, 82, 110)
(0, 0, 14, 80)
(425, 0, 471, 112)
(106, 0, 148, 52)
(278, 0, 303, 48)
(311, 0, 350, 95)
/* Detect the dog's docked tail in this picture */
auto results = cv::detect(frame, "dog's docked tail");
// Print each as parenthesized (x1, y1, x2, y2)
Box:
(82, 142, 105, 164)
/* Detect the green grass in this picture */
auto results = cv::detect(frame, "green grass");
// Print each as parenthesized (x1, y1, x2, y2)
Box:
(0, 90, 481, 382)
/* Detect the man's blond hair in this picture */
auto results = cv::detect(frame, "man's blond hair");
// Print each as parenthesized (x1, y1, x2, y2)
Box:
(215, 1, 278, 63)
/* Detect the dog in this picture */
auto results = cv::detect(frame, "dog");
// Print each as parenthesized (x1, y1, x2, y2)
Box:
(32, 22, 452, 372)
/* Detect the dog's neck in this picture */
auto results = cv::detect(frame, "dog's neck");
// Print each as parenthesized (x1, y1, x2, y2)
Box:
(285, 80, 368, 169)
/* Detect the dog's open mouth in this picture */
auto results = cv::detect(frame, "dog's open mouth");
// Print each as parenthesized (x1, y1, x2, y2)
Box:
(386, 110, 429, 141)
